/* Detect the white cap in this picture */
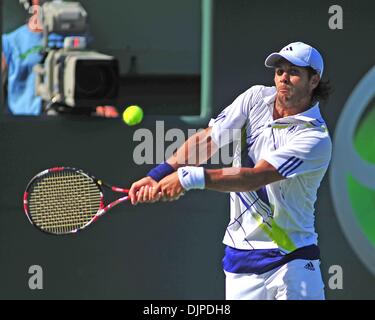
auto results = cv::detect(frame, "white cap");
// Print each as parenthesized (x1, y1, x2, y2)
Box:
(265, 42, 324, 77)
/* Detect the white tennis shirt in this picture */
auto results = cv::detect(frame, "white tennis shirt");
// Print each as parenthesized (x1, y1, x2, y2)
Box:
(208, 85, 332, 252)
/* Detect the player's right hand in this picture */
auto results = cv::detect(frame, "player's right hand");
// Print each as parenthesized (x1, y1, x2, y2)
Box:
(129, 176, 160, 205)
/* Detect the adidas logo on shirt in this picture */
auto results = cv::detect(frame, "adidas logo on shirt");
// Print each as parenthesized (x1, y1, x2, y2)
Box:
(304, 262, 315, 271)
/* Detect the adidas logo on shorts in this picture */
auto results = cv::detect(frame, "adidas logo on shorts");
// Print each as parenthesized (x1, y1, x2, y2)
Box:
(304, 261, 315, 271)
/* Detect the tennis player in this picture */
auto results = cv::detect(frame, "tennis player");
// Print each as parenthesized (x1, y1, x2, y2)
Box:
(129, 42, 332, 300)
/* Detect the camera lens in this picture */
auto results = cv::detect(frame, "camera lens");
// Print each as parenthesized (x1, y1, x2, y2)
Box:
(75, 60, 118, 98)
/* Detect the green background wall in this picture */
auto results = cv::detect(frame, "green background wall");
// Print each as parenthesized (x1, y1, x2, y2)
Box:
(1, 0, 374, 299)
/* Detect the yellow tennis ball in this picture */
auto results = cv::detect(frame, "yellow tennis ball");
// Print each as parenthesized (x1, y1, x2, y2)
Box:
(122, 105, 143, 126)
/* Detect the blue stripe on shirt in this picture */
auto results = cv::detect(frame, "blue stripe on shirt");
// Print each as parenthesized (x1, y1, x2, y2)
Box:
(279, 157, 301, 176)
(283, 159, 304, 177)
(241, 154, 270, 206)
(278, 156, 296, 172)
(214, 113, 226, 123)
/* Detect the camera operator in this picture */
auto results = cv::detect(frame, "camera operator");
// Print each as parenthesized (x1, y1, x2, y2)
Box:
(1, 0, 118, 117)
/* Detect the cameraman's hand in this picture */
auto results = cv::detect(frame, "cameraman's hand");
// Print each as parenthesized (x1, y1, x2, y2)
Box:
(95, 106, 119, 118)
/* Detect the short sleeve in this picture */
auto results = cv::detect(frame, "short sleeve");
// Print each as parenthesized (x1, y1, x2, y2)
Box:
(208, 86, 260, 148)
(262, 131, 332, 178)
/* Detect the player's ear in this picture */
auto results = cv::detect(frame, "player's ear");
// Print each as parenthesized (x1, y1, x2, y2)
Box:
(310, 74, 320, 90)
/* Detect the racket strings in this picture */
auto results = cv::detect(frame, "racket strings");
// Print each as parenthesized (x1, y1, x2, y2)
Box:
(28, 171, 101, 234)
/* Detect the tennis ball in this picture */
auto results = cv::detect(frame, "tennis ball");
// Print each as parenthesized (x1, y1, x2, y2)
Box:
(122, 105, 143, 126)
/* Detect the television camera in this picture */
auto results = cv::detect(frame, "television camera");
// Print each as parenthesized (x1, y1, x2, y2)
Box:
(21, 0, 119, 111)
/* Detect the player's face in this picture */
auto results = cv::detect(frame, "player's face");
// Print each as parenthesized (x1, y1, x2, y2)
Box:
(274, 61, 319, 106)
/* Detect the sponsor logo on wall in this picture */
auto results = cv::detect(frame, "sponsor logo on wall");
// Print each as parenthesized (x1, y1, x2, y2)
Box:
(330, 66, 375, 276)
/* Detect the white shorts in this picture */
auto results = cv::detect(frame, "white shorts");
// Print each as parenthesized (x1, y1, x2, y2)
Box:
(224, 259, 325, 300)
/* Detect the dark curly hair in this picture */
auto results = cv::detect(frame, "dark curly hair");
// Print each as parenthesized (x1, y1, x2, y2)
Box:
(306, 67, 333, 103)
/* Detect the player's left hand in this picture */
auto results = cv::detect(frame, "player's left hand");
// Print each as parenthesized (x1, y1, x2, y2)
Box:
(95, 106, 119, 118)
(154, 172, 185, 202)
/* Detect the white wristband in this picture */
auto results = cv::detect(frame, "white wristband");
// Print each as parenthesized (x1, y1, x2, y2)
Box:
(177, 166, 206, 191)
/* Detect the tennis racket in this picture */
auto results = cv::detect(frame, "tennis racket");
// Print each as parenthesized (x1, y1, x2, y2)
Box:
(23, 167, 130, 235)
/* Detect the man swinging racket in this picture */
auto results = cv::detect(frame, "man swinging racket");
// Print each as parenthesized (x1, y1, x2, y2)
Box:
(129, 42, 332, 300)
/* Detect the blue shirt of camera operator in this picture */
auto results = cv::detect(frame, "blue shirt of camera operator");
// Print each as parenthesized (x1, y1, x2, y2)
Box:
(2, 24, 43, 115)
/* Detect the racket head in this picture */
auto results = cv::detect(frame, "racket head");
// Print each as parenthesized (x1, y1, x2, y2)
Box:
(23, 167, 104, 235)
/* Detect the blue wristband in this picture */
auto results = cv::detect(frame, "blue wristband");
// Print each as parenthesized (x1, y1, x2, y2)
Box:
(147, 162, 175, 182)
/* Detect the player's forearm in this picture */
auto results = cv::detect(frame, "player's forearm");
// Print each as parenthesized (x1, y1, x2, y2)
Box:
(1, 54, 6, 74)
(146, 129, 214, 183)
(167, 127, 216, 169)
(204, 167, 277, 192)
